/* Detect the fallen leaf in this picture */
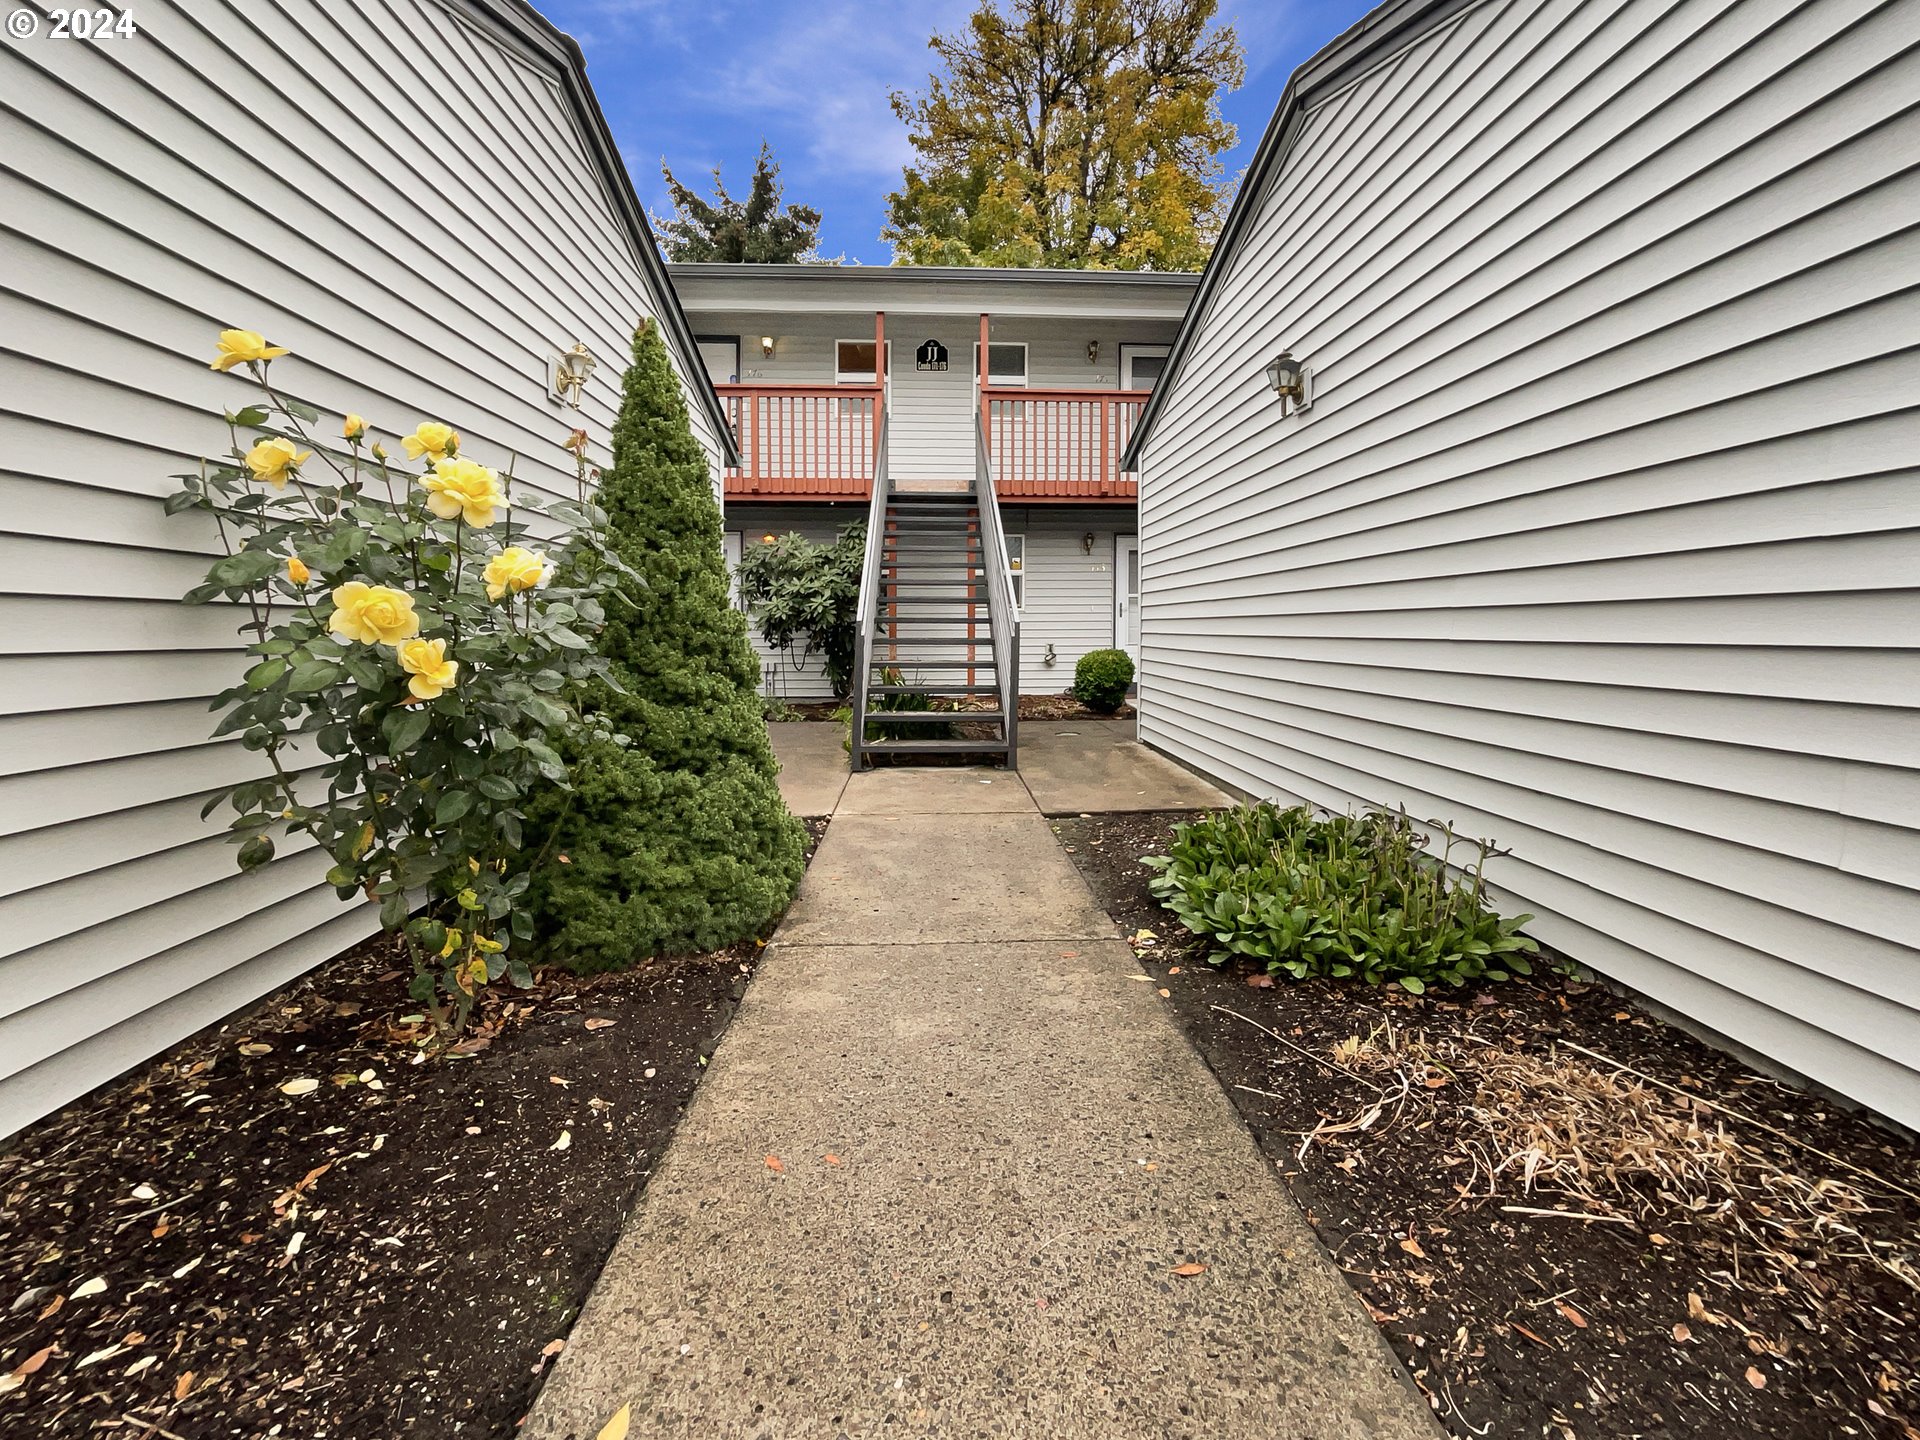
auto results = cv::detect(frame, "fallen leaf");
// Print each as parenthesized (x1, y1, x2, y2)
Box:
(596, 1401, 632, 1440)
(541, 1339, 566, 1358)
(70, 1277, 107, 1300)
(130, 1183, 158, 1201)
(822, 1153, 842, 1166)
(285, 1233, 306, 1259)
(239, 1042, 273, 1057)
(37, 1294, 62, 1320)
(1399, 1238, 1428, 1260)
(1245, 974, 1275, 989)
(1688, 1292, 1728, 1327)
(9, 1345, 54, 1380)
(1672, 1324, 1691, 1343)
(175, 1371, 195, 1401)
(550, 1130, 572, 1152)
(279, 1078, 320, 1097)
(1745, 1366, 1767, 1389)
(1557, 1303, 1588, 1329)
(1170, 1262, 1207, 1277)
(1167, 966, 1181, 975)
(764, 1155, 784, 1174)
(550, 1076, 572, 1087)
(1157, 988, 1171, 998)
(584, 1018, 616, 1031)
(1511, 1322, 1554, 1349)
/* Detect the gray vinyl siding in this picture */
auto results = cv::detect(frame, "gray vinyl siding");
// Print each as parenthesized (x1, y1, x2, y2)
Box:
(0, 0, 719, 1137)
(1134, 0, 1920, 1127)
(728, 505, 866, 701)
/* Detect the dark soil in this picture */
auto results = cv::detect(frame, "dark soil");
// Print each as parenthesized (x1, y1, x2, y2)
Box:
(1056, 810, 1920, 1440)
(0, 818, 827, 1438)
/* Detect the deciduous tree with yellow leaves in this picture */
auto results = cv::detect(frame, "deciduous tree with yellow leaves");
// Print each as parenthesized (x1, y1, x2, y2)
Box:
(884, 0, 1244, 271)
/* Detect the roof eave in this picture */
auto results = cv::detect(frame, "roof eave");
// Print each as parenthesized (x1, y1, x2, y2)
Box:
(457, 0, 741, 467)
(1120, 0, 1478, 472)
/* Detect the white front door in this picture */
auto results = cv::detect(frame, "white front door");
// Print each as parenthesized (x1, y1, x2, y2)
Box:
(1115, 535, 1141, 666)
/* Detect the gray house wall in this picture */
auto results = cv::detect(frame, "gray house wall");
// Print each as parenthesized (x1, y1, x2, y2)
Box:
(1131, 0, 1920, 1127)
(0, 0, 724, 1137)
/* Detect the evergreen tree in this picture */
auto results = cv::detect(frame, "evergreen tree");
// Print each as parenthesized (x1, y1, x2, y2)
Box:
(527, 321, 806, 969)
(658, 142, 823, 263)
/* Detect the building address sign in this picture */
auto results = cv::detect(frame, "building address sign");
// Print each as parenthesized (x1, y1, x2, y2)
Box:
(915, 339, 949, 372)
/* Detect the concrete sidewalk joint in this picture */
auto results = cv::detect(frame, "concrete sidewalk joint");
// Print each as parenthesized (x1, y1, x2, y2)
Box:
(527, 763, 1439, 1439)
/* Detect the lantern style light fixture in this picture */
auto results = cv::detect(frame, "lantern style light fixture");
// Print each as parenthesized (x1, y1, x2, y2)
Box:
(551, 341, 597, 409)
(1265, 350, 1314, 416)
(1086, 340, 1100, 364)
(759, 335, 776, 358)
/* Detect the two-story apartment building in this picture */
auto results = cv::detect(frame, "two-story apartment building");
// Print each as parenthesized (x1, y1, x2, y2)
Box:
(671, 264, 1197, 700)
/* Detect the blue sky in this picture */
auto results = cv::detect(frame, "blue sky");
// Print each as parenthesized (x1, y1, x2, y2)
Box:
(526, 0, 1380, 264)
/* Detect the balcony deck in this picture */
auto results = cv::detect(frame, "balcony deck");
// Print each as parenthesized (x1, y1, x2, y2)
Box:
(719, 383, 1143, 503)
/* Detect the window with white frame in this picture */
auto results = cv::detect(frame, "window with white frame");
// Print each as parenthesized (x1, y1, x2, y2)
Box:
(973, 341, 1028, 387)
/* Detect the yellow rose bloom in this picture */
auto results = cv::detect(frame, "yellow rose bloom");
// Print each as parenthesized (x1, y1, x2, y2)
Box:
(397, 637, 459, 701)
(419, 456, 504, 527)
(343, 413, 366, 440)
(210, 329, 289, 372)
(482, 545, 549, 601)
(244, 436, 312, 489)
(287, 556, 311, 584)
(328, 581, 420, 647)
(402, 421, 459, 462)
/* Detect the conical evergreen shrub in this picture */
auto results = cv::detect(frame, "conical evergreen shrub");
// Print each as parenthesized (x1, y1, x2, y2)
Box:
(527, 320, 806, 969)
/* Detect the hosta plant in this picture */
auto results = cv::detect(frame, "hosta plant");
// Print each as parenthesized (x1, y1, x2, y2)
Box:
(168, 328, 632, 1027)
(1142, 802, 1537, 993)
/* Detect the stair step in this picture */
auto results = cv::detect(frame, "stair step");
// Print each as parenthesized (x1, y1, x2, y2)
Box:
(858, 709, 1005, 723)
(860, 737, 1010, 756)
(869, 683, 999, 695)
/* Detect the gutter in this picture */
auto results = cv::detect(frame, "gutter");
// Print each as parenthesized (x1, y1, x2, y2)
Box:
(1120, 0, 1478, 472)
(459, 0, 742, 467)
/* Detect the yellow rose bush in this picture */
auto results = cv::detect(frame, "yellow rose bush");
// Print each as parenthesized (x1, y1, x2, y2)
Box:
(167, 328, 633, 1027)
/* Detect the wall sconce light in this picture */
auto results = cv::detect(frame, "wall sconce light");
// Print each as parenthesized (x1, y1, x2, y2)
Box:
(1086, 340, 1100, 364)
(550, 341, 598, 409)
(759, 335, 776, 358)
(1081, 532, 1095, 555)
(760, 532, 777, 546)
(1264, 350, 1314, 416)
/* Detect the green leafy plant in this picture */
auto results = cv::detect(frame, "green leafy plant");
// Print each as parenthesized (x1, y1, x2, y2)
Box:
(1142, 803, 1537, 994)
(169, 329, 628, 1028)
(735, 525, 866, 698)
(523, 322, 806, 971)
(1072, 647, 1135, 713)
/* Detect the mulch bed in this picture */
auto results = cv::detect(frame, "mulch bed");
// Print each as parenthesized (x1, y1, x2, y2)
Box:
(776, 693, 1133, 723)
(0, 818, 827, 1438)
(1055, 811, 1920, 1440)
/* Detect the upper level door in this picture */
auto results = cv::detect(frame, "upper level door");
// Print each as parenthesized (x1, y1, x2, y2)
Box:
(1119, 343, 1170, 391)
(697, 335, 740, 386)
(1115, 535, 1141, 665)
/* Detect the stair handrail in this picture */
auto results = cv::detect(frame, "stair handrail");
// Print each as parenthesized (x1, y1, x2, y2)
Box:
(848, 409, 890, 772)
(973, 409, 1021, 768)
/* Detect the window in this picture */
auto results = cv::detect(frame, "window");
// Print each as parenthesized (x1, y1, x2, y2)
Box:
(696, 335, 740, 386)
(1002, 532, 1025, 608)
(1119, 343, 1170, 391)
(973, 341, 1028, 388)
(835, 339, 885, 385)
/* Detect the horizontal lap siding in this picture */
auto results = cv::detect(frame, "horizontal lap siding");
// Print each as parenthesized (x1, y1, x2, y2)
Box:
(1005, 507, 1132, 687)
(1136, 0, 1920, 1126)
(0, 0, 717, 1138)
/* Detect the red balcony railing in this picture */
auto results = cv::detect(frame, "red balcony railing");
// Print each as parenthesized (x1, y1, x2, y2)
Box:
(981, 387, 1144, 500)
(720, 383, 881, 500)
(718, 382, 1144, 501)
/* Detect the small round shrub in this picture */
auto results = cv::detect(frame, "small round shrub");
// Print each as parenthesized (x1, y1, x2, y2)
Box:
(1072, 648, 1135, 713)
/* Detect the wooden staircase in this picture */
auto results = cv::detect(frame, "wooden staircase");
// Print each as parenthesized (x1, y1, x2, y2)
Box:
(849, 414, 1021, 771)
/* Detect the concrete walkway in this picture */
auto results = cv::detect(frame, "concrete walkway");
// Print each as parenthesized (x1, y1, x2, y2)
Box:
(526, 763, 1438, 1439)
